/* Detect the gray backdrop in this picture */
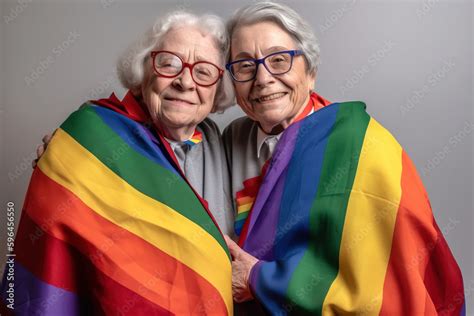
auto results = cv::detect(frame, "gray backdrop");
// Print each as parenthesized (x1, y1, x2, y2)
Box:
(1, 0, 473, 312)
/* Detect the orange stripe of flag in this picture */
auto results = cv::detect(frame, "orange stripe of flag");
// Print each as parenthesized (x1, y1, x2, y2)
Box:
(379, 151, 439, 315)
(25, 168, 228, 315)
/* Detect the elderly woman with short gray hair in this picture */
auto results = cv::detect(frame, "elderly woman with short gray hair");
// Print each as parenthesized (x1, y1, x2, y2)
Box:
(5, 11, 235, 315)
(223, 2, 464, 315)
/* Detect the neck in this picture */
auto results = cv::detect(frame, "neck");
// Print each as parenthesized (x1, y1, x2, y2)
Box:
(260, 124, 284, 135)
(154, 120, 196, 142)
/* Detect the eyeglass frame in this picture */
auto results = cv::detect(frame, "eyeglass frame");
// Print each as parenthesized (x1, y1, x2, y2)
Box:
(150, 50, 224, 87)
(226, 49, 304, 82)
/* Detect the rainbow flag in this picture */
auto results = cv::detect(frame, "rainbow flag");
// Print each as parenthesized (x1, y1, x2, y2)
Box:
(239, 102, 465, 315)
(184, 130, 203, 147)
(1, 101, 233, 315)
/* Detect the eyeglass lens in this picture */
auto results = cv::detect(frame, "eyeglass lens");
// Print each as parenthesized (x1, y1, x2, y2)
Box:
(230, 52, 293, 81)
(154, 52, 220, 85)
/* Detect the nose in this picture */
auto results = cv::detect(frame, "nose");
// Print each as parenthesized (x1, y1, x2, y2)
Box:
(254, 62, 275, 87)
(173, 67, 196, 91)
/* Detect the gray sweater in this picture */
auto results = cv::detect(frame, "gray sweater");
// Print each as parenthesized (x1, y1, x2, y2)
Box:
(172, 118, 235, 237)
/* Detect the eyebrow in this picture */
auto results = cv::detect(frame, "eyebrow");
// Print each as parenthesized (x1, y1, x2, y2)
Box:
(233, 46, 291, 60)
(179, 52, 219, 64)
(196, 55, 218, 63)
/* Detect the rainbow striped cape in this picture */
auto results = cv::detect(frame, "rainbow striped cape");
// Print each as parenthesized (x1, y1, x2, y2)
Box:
(1, 100, 233, 315)
(239, 102, 465, 315)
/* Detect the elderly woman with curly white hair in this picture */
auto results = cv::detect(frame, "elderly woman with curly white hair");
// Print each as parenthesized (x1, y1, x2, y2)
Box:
(3, 11, 235, 315)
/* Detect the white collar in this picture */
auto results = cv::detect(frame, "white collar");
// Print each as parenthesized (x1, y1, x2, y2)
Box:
(164, 137, 188, 151)
(256, 127, 282, 158)
(256, 107, 315, 158)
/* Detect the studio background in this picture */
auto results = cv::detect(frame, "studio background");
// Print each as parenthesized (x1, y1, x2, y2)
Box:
(1, 0, 472, 311)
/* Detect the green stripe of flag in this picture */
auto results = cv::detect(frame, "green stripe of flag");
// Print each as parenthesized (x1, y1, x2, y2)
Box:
(60, 105, 229, 258)
(287, 102, 370, 314)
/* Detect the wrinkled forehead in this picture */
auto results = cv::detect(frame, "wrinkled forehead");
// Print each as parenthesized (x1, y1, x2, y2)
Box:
(157, 25, 222, 63)
(230, 21, 297, 59)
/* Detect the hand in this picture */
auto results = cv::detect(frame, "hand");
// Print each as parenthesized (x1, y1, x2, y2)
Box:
(32, 131, 55, 168)
(224, 235, 259, 303)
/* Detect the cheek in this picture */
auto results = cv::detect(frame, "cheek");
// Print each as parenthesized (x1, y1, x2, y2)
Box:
(151, 77, 169, 95)
(142, 79, 168, 118)
(145, 95, 161, 120)
(235, 94, 258, 121)
(207, 86, 218, 106)
(199, 86, 215, 105)
(236, 95, 251, 114)
(234, 83, 252, 105)
(287, 75, 310, 100)
(236, 91, 253, 114)
(195, 87, 217, 117)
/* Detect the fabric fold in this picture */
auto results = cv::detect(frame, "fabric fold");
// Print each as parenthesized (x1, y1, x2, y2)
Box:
(1, 97, 233, 315)
(240, 102, 464, 315)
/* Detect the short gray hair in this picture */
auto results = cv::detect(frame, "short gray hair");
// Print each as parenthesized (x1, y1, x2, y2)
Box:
(227, 1, 320, 75)
(117, 11, 235, 112)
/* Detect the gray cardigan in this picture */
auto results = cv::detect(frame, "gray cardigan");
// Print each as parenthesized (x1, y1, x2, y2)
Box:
(172, 118, 235, 237)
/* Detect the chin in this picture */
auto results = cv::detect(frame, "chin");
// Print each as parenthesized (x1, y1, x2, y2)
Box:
(256, 118, 282, 132)
(159, 112, 188, 126)
(257, 109, 287, 125)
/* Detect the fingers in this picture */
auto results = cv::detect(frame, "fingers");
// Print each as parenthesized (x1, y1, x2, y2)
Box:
(32, 144, 46, 168)
(230, 259, 255, 303)
(224, 235, 237, 247)
(233, 287, 247, 303)
(37, 144, 45, 158)
(42, 133, 53, 144)
(39, 132, 55, 157)
(33, 131, 55, 169)
(224, 235, 241, 259)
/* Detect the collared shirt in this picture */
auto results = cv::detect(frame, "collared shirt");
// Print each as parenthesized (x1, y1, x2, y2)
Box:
(223, 91, 332, 236)
(256, 129, 282, 159)
(164, 130, 203, 170)
(162, 125, 234, 237)
(255, 93, 324, 158)
(256, 106, 317, 158)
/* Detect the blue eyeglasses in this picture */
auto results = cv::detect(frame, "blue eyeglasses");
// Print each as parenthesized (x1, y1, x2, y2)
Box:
(226, 50, 304, 82)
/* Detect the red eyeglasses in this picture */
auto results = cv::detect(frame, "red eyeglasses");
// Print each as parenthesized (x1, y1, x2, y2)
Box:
(151, 50, 224, 87)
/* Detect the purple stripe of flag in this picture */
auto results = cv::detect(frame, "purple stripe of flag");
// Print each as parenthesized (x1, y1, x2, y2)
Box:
(1, 261, 81, 316)
(244, 120, 302, 253)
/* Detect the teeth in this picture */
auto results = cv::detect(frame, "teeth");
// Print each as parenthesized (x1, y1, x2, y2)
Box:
(258, 93, 285, 102)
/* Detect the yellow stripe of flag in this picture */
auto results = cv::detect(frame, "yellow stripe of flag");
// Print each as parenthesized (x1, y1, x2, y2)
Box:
(38, 128, 233, 314)
(237, 201, 254, 213)
(322, 118, 403, 315)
